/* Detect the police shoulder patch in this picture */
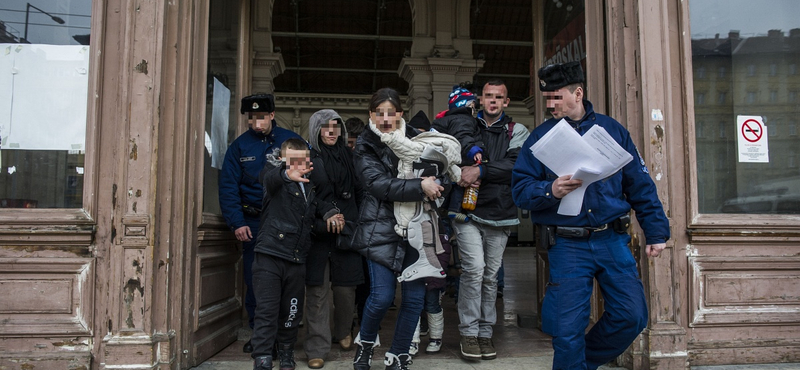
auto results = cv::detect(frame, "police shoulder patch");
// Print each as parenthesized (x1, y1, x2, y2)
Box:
(635, 148, 649, 173)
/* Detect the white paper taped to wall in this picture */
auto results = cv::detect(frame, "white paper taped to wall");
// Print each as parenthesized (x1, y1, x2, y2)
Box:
(0, 44, 90, 151)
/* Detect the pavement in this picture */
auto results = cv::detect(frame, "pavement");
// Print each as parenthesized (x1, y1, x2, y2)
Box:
(190, 247, 800, 370)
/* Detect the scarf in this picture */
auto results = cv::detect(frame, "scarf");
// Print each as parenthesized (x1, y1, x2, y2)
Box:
(319, 138, 356, 199)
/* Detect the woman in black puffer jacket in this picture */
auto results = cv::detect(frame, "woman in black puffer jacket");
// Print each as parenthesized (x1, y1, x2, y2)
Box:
(351, 88, 444, 370)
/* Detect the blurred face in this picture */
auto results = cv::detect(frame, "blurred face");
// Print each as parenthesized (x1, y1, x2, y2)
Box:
(543, 86, 583, 120)
(283, 148, 311, 171)
(346, 136, 357, 149)
(369, 101, 402, 133)
(248, 111, 275, 134)
(479, 84, 510, 122)
(320, 119, 341, 146)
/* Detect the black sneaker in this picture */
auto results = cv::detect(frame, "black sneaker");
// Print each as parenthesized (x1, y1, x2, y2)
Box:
(459, 335, 481, 360)
(253, 355, 273, 370)
(243, 339, 253, 353)
(478, 337, 496, 360)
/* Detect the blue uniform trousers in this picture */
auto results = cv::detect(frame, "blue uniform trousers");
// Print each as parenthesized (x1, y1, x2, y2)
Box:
(243, 216, 260, 329)
(542, 229, 648, 370)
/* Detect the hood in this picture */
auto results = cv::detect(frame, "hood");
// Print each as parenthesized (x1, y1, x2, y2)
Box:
(308, 109, 345, 151)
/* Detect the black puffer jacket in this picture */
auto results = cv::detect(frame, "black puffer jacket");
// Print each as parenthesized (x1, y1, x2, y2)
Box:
(255, 161, 336, 263)
(432, 107, 485, 164)
(352, 125, 426, 273)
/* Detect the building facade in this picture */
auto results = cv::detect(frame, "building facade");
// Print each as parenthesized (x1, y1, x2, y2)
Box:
(0, 0, 798, 369)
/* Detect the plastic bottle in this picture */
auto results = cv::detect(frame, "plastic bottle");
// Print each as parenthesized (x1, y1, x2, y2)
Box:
(461, 186, 479, 211)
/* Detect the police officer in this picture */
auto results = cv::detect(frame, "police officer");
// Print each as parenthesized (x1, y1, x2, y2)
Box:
(511, 61, 670, 370)
(219, 94, 302, 353)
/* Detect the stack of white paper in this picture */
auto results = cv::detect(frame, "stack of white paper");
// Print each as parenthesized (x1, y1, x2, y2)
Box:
(530, 119, 633, 216)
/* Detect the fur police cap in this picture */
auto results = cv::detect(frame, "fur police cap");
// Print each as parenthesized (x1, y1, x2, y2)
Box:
(240, 94, 275, 114)
(537, 61, 585, 92)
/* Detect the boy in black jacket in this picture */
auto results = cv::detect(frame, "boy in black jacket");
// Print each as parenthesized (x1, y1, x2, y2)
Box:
(432, 85, 485, 223)
(251, 138, 344, 370)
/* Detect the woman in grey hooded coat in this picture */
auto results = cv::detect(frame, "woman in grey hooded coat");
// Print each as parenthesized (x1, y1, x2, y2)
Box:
(304, 109, 365, 369)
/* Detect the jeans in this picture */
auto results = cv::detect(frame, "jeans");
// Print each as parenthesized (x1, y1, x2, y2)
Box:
(542, 229, 647, 370)
(424, 288, 443, 314)
(452, 222, 510, 338)
(359, 258, 426, 355)
(497, 261, 505, 291)
(243, 216, 260, 329)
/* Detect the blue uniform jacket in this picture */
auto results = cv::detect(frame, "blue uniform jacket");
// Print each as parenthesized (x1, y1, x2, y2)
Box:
(219, 123, 301, 232)
(511, 100, 670, 245)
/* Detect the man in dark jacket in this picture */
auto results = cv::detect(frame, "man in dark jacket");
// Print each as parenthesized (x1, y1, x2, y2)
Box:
(219, 94, 302, 353)
(251, 138, 342, 370)
(450, 80, 530, 361)
(511, 61, 670, 370)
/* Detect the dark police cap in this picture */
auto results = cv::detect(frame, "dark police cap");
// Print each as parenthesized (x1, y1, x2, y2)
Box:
(241, 94, 275, 114)
(537, 61, 585, 92)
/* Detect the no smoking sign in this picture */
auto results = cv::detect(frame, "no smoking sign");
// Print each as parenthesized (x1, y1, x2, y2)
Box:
(737, 115, 769, 163)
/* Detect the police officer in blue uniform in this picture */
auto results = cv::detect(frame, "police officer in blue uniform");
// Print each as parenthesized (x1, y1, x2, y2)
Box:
(511, 61, 670, 370)
(219, 94, 302, 353)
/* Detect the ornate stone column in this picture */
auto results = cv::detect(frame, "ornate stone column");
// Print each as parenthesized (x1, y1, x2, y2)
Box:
(399, 57, 483, 117)
(402, 0, 481, 118)
(252, 52, 285, 94)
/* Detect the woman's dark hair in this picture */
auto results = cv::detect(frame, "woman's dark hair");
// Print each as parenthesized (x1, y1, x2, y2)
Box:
(368, 87, 403, 113)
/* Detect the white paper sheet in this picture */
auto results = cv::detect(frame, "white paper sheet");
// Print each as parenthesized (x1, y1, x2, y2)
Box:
(210, 77, 230, 169)
(530, 119, 633, 216)
(0, 44, 90, 151)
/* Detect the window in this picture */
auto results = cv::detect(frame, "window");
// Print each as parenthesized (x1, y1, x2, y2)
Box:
(715, 150, 728, 170)
(696, 67, 706, 79)
(697, 92, 706, 105)
(769, 121, 778, 137)
(0, 0, 92, 208)
(691, 0, 800, 214)
(746, 92, 757, 104)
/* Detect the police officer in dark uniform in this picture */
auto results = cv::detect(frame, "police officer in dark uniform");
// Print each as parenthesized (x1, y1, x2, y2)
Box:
(511, 61, 670, 370)
(219, 94, 302, 353)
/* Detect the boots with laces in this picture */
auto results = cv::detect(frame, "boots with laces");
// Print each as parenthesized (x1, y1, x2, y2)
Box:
(353, 333, 379, 370)
(384, 353, 412, 370)
(276, 343, 295, 370)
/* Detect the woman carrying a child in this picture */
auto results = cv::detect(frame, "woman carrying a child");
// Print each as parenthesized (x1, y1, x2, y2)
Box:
(351, 88, 444, 370)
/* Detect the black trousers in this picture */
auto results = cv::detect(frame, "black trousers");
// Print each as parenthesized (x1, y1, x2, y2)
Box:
(251, 252, 306, 358)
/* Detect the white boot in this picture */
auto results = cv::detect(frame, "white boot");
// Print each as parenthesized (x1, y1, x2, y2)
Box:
(425, 311, 444, 353)
(408, 319, 420, 356)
